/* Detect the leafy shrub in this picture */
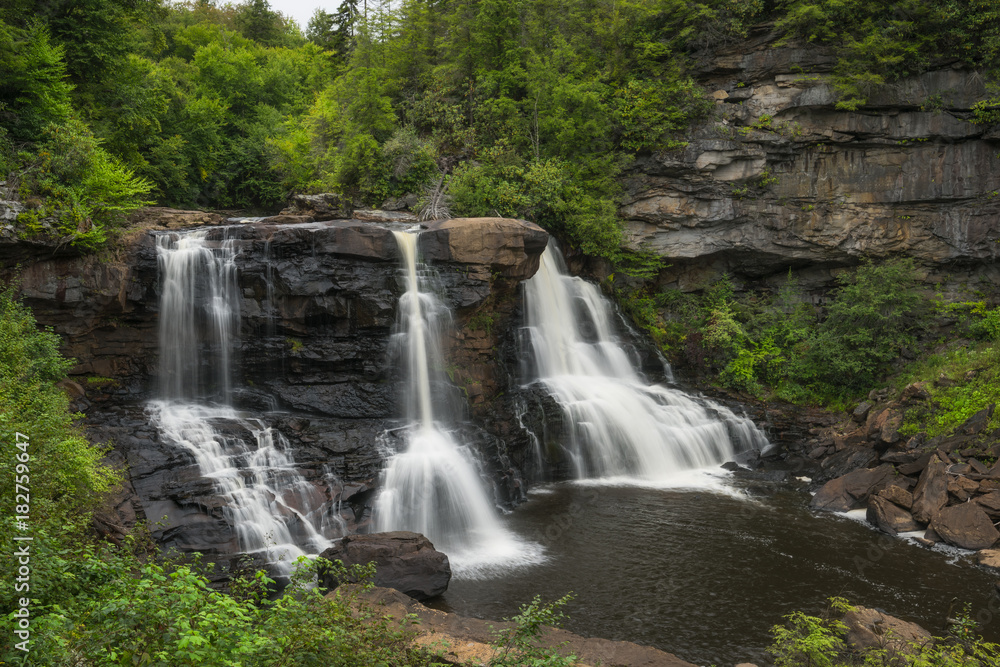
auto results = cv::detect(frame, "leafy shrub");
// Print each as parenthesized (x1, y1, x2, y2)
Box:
(489, 594, 577, 667)
(0, 286, 120, 614)
(767, 597, 1000, 667)
(14, 119, 152, 249)
(793, 258, 923, 392)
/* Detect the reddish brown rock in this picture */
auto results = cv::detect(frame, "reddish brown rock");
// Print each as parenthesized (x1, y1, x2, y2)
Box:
(930, 503, 1000, 550)
(911, 455, 949, 523)
(419, 217, 549, 280)
(976, 491, 1000, 515)
(867, 496, 921, 534)
(900, 382, 931, 405)
(947, 476, 980, 502)
(843, 606, 932, 655)
(977, 548, 1000, 569)
(811, 464, 895, 512)
(878, 485, 913, 510)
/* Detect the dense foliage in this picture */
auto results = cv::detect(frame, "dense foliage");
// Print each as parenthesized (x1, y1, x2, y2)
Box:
(768, 597, 1000, 667)
(4, 0, 994, 255)
(0, 287, 120, 617)
(617, 258, 938, 404)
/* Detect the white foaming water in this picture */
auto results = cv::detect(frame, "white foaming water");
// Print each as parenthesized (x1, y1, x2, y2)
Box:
(523, 244, 768, 484)
(375, 230, 544, 576)
(150, 401, 337, 572)
(154, 230, 338, 575)
(157, 230, 239, 402)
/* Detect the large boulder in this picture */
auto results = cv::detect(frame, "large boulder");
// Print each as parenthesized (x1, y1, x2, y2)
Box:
(911, 455, 949, 523)
(930, 503, 1000, 550)
(319, 532, 451, 601)
(842, 606, 932, 655)
(419, 217, 549, 280)
(811, 464, 895, 512)
(867, 496, 921, 535)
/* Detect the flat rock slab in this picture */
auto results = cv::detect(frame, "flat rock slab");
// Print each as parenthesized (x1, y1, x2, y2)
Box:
(320, 531, 451, 601)
(930, 503, 1000, 551)
(333, 585, 697, 667)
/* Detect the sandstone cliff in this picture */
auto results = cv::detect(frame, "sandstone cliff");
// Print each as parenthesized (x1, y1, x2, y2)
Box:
(621, 31, 1000, 295)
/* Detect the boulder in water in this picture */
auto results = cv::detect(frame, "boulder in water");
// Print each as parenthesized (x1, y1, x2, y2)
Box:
(319, 532, 451, 601)
(930, 503, 1000, 550)
(810, 464, 894, 512)
(867, 496, 921, 535)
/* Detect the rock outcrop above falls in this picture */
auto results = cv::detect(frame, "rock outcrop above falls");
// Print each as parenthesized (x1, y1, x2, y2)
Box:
(622, 31, 1000, 292)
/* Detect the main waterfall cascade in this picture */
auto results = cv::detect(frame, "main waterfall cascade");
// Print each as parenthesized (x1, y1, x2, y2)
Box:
(374, 230, 544, 575)
(153, 229, 340, 574)
(523, 244, 768, 483)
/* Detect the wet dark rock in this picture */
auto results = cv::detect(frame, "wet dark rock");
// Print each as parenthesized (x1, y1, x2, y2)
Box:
(319, 532, 451, 601)
(930, 503, 1000, 551)
(816, 446, 879, 484)
(897, 453, 934, 476)
(880, 449, 926, 465)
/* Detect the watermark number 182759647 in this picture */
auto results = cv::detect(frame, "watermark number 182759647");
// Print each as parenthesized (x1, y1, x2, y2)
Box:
(12, 431, 32, 653)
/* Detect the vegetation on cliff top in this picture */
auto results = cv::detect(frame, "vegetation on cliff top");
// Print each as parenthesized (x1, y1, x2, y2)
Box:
(2, 0, 998, 258)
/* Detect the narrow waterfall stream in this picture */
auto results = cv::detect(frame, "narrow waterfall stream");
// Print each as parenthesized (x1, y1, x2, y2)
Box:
(523, 244, 768, 483)
(374, 230, 543, 575)
(152, 229, 338, 575)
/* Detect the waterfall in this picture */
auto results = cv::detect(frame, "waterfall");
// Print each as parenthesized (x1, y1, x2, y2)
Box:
(154, 229, 337, 575)
(157, 229, 239, 402)
(374, 230, 543, 575)
(523, 243, 767, 484)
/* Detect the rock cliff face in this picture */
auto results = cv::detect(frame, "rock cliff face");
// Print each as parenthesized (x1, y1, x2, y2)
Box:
(2, 216, 547, 563)
(622, 31, 1000, 294)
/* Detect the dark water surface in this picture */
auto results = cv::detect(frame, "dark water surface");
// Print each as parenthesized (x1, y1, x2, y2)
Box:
(432, 480, 1000, 666)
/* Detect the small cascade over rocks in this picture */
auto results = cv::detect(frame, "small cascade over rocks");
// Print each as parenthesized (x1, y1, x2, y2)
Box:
(153, 229, 338, 576)
(374, 230, 543, 576)
(523, 243, 768, 485)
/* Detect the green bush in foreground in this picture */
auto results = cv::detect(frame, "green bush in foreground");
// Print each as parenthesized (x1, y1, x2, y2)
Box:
(769, 597, 1000, 667)
(0, 286, 120, 614)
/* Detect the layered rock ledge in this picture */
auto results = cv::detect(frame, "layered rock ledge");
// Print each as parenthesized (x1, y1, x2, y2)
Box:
(620, 31, 1000, 294)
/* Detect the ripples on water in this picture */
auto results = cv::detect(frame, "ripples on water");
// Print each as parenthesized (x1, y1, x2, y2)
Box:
(433, 480, 1000, 666)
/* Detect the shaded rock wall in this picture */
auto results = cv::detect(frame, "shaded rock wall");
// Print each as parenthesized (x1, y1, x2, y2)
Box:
(622, 31, 1000, 294)
(4, 216, 548, 562)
